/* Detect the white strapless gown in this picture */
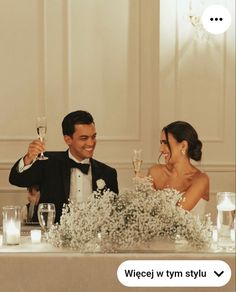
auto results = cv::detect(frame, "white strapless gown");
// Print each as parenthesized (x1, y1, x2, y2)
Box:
(191, 199, 208, 218)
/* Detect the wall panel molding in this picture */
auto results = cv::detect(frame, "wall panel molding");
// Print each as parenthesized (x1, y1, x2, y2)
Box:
(175, 1, 225, 142)
(0, 188, 26, 194)
(1, 161, 235, 172)
(159, 0, 235, 172)
(66, 0, 141, 141)
(0, 136, 35, 142)
(0, 0, 46, 141)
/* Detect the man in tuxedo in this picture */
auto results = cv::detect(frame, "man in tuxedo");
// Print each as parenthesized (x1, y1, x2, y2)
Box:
(9, 110, 119, 223)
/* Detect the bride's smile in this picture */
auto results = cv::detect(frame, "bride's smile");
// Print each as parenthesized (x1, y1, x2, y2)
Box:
(148, 121, 209, 212)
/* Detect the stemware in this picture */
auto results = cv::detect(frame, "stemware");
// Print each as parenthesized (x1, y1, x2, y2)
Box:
(132, 149, 143, 177)
(37, 203, 55, 237)
(36, 116, 48, 160)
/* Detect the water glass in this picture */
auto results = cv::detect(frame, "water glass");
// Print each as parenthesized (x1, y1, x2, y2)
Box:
(37, 203, 56, 234)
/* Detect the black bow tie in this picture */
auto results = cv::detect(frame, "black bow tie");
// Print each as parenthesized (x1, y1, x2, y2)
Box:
(68, 159, 90, 174)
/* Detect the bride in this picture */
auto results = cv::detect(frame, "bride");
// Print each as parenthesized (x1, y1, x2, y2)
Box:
(148, 121, 209, 211)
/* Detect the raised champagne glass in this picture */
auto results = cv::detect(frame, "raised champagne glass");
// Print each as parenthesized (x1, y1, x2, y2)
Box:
(132, 149, 142, 177)
(36, 116, 48, 160)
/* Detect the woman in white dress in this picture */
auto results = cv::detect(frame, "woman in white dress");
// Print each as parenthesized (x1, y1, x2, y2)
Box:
(148, 121, 209, 211)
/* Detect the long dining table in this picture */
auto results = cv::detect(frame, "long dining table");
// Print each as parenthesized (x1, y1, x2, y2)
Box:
(0, 227, 235, 292)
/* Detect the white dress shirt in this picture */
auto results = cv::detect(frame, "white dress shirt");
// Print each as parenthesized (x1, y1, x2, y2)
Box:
(68, 152, 92, 203)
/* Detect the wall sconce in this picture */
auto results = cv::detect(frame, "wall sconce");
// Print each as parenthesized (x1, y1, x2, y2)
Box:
(187, 0, 209, 40)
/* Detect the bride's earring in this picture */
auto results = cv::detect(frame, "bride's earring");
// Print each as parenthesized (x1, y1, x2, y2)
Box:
(181, 149, 186, 155)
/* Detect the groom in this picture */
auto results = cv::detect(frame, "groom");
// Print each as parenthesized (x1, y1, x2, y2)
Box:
(9, 110, 119, 223)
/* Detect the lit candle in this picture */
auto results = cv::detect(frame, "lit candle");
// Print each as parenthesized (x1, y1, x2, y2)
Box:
(217, 195, 235, 211)
(6, 221, 20, 245)
(31, 230, 41, 243)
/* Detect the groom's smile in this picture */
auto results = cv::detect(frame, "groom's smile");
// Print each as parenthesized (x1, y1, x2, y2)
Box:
(64, 124, 97, 161)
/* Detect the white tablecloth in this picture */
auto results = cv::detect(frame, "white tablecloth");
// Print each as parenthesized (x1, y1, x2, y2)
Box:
(0, 233, 235, 292)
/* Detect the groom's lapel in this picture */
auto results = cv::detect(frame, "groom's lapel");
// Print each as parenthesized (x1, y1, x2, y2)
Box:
(62, 151, 71, 200)
(90, 158, 102, 191)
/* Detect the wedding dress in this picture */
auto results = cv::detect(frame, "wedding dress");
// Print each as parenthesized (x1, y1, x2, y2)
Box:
(191, 198, 207, 218)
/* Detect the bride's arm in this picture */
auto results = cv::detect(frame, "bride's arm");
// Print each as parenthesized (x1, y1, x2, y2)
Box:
(177, 173, 209, 211)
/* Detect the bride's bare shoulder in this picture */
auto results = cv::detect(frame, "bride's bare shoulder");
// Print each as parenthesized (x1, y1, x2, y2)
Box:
(194, 170, 209, 184)
(148, 164, 166, 177)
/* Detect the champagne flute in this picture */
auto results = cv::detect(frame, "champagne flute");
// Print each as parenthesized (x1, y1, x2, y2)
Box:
(37, 203, 56, 238)
(132, 149, 142, 177)
(36, 116, 48, 160)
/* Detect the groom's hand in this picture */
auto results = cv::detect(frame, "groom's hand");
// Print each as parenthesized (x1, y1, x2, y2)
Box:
(23, 140, 45, 165)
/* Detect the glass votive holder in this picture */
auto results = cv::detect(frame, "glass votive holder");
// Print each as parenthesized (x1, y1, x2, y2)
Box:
(216, 192, 235, 248)
(2, 206, 21, 245)
(30, 230, 41, 243)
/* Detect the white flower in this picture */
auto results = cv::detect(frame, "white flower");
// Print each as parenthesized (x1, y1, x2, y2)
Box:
(48, 177, 213, 252)
(96, 179, 106, 190)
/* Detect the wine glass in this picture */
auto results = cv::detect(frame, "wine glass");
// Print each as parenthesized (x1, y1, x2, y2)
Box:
(36, 116, 48, 160)
(132, 149, 142, 177)
(37, 203, 56, 238)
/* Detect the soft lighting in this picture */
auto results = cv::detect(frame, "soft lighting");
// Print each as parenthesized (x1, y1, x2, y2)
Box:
(2, 206, 21, 245)
(217, 195, 235, 211)
(187, 0, 209, 40)
(5, 220, 20, 245)
(30, 230, 41, 243)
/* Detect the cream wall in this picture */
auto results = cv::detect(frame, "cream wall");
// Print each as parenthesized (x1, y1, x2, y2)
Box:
(0, 0, 235, 219)
(159, 0, 235, 194)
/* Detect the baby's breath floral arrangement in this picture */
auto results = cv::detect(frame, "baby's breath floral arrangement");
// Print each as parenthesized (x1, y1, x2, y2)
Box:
(47, 177, 212, 252)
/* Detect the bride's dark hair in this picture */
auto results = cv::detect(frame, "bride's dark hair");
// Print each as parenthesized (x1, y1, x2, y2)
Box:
(161, 121, 202, 162)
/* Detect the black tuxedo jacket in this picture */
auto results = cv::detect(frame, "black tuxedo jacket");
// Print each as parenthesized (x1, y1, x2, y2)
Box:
(9, 151, 119, 222)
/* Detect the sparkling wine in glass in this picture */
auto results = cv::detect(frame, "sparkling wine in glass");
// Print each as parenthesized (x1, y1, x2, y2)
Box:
(36, 116, 48, 160)
(132, 149, 142, 176)
(37, 203, 55, 236)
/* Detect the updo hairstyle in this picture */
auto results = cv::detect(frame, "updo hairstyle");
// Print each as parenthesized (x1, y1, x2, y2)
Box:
(163, 121, 202, 161)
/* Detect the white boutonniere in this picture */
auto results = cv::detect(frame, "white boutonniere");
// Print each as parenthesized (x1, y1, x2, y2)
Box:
(96, 179, 106, 190)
